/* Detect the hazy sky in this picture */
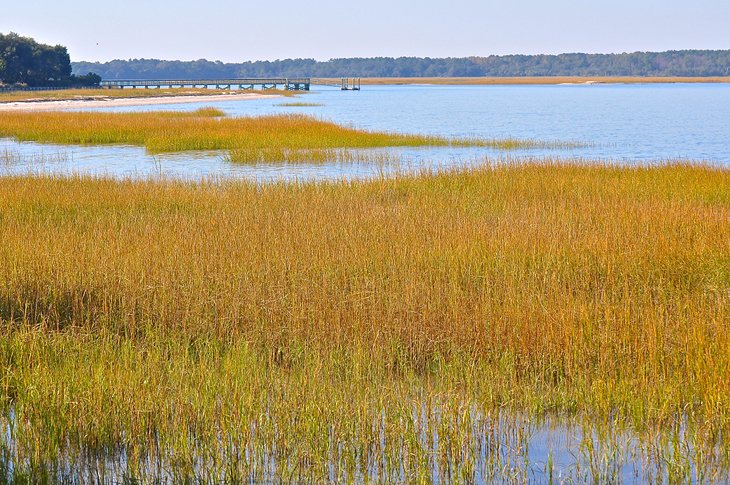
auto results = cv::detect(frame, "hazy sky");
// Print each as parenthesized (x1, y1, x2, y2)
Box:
(2, 0, 729, 62)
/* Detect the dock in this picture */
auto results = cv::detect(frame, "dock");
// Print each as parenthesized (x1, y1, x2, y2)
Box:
(311, 78, 362, 90)
(99, 78, 312, 91)
(340, 78, 361, 90)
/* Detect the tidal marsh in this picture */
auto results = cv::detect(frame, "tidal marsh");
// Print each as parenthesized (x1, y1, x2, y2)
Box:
(277, 102, 325, 107)
(0, 111, 568, 163)
(313, 76, 730, 86)
(0, 88, 294, 103)
(0, 162, 728, 481)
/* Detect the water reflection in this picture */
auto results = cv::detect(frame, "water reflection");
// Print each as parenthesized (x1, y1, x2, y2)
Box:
(1, 408, 724, 483)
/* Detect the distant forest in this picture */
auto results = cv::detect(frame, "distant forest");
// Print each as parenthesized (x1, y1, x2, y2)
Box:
(72, 50, 730, 80)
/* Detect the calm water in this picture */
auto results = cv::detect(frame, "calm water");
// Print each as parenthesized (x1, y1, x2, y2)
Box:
(2, 83, 729, 181)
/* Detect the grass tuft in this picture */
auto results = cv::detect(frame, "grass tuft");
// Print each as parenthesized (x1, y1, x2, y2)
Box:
(190, 106, 226, 117)
(277, 101, 324, 107)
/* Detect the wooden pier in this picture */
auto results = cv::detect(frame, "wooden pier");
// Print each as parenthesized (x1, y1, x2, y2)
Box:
(340, 78, 361, 90)
(311, 78, 362, 90)
(99, 78, 311, 91)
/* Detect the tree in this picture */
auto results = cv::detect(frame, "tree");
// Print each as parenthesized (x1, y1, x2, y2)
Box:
(0, 32, 98, 87)
(71, 50, 730, 80)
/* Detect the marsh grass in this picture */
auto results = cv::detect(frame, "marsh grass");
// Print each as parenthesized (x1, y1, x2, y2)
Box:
(0, 149, 70, 172)
(0, 161, 728, 481)
(0, 88, 294, 103)
(0, 150, 21, 167)
(313, 76, 730, 86)
(188, 106, 226, 117)
(222, 147, 405, 164)
(0, 111, 568, 163)
(277, 102, 324, 107)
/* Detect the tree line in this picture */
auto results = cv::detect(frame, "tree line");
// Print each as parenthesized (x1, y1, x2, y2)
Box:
(71, 50, 730, 80)
(0, 33, 100, 87)
(4, 33, 728, 84)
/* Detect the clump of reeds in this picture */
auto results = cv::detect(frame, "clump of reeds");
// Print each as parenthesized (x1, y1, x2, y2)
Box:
(0, 149, 21, 166)
(277, 102, 324, 107)
(223, 147, 402, 164)
(190, 106, 226, 117)
(0, 150, 70, 173)
(0, 161, 728, 481)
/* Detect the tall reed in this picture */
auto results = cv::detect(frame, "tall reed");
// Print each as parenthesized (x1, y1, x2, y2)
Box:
(0, 161, 727, 481)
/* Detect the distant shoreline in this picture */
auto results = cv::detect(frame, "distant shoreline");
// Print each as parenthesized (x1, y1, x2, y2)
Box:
(0, 92, 278, 111)
(313, 76, 730, 86)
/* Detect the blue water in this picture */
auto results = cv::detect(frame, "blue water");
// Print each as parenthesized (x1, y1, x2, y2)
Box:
(2, 83, 729, 180)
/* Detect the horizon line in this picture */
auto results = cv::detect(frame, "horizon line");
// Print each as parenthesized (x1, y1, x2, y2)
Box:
(70, 48, 730, 65)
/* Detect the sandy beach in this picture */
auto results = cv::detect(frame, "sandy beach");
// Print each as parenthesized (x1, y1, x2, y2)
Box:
(0, 92, 279, 111)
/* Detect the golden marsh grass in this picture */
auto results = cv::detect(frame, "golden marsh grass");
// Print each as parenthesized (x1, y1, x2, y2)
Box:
(314, 76, 730, 86)
(0, 88, 294, 103)
(0, 162, 728, 481)
(0, 111, 562, 163)
(277, 102, 325, 107)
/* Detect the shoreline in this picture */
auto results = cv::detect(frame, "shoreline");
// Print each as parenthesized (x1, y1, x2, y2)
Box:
(0, 92, 279, 111)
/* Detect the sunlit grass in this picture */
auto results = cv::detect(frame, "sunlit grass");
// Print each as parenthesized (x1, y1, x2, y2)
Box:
(313, 76, 730, 85)
(222, 147, 402, 164)
(0, 111, 566, 163)
(0, 161, 728, 481)
(188, 106, 226, 117)
(0, 88, 294, 103)
(277, 101, 324, 107)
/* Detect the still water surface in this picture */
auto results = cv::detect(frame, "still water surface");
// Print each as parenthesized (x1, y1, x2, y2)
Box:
(2, 83, 729, 181)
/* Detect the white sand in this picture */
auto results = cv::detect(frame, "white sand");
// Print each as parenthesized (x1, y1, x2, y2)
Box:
(0, 92, 279, 111)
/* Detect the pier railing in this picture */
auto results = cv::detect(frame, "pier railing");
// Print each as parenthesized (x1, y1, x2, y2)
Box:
(99, 78, 311, 91)
(1, 78, 361, 93)
(311, 78, 361, 90)
(0, 86, 70, 93)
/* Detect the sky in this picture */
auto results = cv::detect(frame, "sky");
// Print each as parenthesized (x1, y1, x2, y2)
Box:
(2, 0, 729, 63)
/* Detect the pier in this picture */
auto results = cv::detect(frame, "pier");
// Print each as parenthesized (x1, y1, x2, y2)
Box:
(99, 78, 311, 91)
(311, 78, 362, 90)
(340, 78, 361, 90)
